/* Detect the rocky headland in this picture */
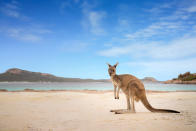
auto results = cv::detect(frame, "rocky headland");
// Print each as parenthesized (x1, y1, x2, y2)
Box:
(164, 72, 196, 84)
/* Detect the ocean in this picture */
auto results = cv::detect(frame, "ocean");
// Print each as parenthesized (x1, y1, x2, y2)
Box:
(0, 82, 196, 91)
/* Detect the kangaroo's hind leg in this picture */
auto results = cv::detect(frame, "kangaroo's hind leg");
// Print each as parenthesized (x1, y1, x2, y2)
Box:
(126, 93, 131, 110)
(114, 88, 135, 114)
(130, 93, 136, 113)
(110, 93, 131, 113)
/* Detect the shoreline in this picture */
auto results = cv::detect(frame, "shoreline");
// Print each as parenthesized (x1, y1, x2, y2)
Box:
(1, 89, 196, 93)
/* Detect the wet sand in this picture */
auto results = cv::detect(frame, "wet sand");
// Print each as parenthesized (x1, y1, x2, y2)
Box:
(0, 91, 196, 131)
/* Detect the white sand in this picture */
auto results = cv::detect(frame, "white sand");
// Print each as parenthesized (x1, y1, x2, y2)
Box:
(0, 91, 196, 131)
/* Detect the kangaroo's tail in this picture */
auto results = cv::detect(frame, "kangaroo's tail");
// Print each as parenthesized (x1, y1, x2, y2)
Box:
(140, 94, 180, 113)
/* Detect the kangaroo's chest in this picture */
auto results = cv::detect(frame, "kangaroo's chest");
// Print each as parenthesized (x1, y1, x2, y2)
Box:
(111, 76, 121, 87)
(112, 79, 118, 86)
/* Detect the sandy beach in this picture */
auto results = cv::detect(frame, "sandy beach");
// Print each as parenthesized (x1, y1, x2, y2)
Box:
(0, 91, 196, 131)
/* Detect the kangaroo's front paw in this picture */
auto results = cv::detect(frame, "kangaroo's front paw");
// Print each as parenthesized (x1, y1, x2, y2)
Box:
(115, 97, 119, 99)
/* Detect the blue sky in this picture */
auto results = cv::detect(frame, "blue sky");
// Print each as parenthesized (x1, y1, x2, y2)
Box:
(0, 0, 196, 81)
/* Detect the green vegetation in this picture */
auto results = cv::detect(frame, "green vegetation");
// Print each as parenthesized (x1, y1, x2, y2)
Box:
(177, 72, 196, 81)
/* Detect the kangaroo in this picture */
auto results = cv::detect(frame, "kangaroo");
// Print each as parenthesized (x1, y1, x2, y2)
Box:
(107, 62, 180, 114)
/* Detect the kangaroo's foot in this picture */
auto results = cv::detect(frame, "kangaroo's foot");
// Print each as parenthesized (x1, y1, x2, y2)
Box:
(115, 96, 119, 99)
(114, 109, 135, 114)
(110, 109, 126, 112)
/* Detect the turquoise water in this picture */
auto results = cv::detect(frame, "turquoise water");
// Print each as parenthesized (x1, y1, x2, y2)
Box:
(0, 82, 196, 91)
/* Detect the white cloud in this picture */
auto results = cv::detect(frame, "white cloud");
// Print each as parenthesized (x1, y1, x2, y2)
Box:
(0, 1, 52, 42)
(185, 5, 196, 12)
(21, 34, 41, 41)
(0, 1, 30, 20)
(145, 3, 173, 14)
(98, 36, 196, 59)
(0, 0, 22, 18)
(160, 10, 190, 21)
(140, 1, 196, 40)
(6, 28, 41, 42)
(125, 22, 183, 40)
(81, 1, 106, 35)
(4, 3, 19, 9)
(82, 11, 106, 35)
(88, 11, 106, 35)
(0, 2, 20, 18)
(3, 26, 52, 42)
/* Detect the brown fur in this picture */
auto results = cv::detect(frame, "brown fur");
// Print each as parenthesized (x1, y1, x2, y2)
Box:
(107, 62, 180, 114)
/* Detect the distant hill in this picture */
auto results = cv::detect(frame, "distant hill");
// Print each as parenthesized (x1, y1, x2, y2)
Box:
(0, 68, 160, 83)
(164, 72, 196, 84)
(0, 68, 109, 82)
(141, 77, 158, 82)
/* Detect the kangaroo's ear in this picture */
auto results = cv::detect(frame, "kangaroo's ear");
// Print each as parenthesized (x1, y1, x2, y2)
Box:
(106, 63, 112, 67)
(114, 62, 119, 68)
